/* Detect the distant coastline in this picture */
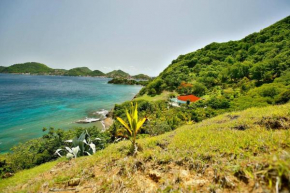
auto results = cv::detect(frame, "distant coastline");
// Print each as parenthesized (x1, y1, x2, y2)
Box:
(0, 74, 142, 152)
(0, 72, 109, 78)
(0, 62, 152, 80)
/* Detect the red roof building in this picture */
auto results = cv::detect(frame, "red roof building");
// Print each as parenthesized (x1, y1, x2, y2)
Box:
(177, 95, 200, 102)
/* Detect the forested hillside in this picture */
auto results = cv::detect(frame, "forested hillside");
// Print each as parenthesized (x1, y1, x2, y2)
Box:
(0, 66, 6, 72)
(90, 70, 105, 76)
(132, 73, 151, 80)
(0, 63, 148, 78)
(64, 67, 92, 76)
(106, 70, 130, 78)
(1, 62, 52, 74)
(110, 15, 290, 149)
(142, 16, 290, 110)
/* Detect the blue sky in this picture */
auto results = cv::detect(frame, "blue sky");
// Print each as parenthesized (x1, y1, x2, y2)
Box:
(0, 0, 289, 76)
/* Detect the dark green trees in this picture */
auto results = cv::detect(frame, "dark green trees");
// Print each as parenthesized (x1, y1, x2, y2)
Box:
(141, 16, 290, 96)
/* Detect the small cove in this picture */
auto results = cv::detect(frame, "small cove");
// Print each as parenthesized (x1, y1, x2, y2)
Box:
(0, 74, 142, 152)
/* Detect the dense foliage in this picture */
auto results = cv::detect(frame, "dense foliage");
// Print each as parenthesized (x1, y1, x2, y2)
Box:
(132, 74, 151, 80)
(1, 62, 53, 74)
(0, 66, 6, 72)
(108, 78, 148, 86)
(109, 16, 290, 141)
(0, 126, 110, 178)
(142, 16, 290, 103)
(108, 74, 289, 139)
(109, 98, 230, 140)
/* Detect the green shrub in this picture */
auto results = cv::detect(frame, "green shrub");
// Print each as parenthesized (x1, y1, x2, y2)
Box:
(148, 88, 156, 96)
(207, 97, 230, 109)
(0, 126, 109, 177)
(275, 90, 290, 104)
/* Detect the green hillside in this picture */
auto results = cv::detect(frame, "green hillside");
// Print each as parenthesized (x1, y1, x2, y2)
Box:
(64, 67, 92, 76)
(132, 73, 151, 80)
(51, 69, 68, 75)
(106, 69, 130, 78)
(0, 63, 130, 78)
(1, 62, 52, 74)
(0, 66, 6, 72)
(90, 70, 105, 76)
(116, 16, 289, 146)
(1, 103, 290, 192)
(142, 16, 290, 102)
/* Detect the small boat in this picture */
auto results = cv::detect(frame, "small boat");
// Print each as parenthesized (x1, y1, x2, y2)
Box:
(76, 117, 99, 124)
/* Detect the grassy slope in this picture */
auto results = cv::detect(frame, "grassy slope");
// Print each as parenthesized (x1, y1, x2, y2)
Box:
(133, 91, 177, 102)
(1, 103, 289, 192)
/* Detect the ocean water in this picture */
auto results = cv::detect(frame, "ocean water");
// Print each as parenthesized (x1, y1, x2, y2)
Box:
(0, 74, 142, 152)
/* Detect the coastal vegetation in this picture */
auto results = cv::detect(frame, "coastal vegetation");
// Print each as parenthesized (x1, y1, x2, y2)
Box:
(56, 130, 100, 159)
(108, 78, 149, 86)
(1, 103, 290, 192)
(0, 127, 110, 178)
(1, 16, 290, 193)
(132, 73, 151, 80)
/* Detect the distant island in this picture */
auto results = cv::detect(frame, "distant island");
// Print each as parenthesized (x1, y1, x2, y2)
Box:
(0, 62, 151, 79)
(105, 69, 130, 78)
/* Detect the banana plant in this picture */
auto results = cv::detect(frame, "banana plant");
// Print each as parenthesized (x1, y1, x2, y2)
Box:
(116, 102, 147, 155)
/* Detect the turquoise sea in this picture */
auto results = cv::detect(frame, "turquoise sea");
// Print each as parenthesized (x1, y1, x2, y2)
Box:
(0, 74, 142, 152)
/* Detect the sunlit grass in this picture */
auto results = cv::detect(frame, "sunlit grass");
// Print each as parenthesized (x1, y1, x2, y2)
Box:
(1, 103, 290, 192)
(0, 159, 62, 190)
(134, 91, 177, 102)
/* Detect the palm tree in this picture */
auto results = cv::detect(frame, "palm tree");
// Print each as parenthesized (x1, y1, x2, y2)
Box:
(116, 102, 146, 155)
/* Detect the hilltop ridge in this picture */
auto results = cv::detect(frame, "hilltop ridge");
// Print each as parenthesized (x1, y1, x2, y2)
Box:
(1, 62, 52, 74)
(106, 69, 130, 78)
(0, 63, 150, 79)
(142, 15, 290, 97)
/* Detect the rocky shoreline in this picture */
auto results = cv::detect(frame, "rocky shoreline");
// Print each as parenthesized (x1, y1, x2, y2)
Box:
(75, 109, 114, 131)
(75, 90, 139, 131)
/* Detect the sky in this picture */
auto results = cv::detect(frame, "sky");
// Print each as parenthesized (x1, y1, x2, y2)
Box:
(0, 0, 289, 76)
